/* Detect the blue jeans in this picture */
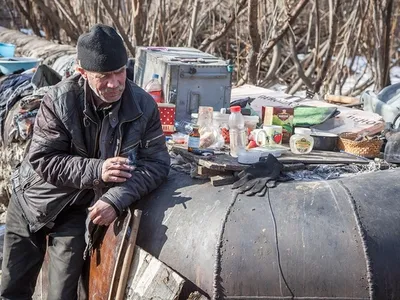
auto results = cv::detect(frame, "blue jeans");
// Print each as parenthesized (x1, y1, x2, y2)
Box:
(1, 193, 87, 300)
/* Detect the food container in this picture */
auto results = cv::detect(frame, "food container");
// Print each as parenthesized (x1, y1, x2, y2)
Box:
(0, 57, 40, 75)
(310, 131, 338, 151)
(194, 112, 259, 129)
(262, 106, 294, 143)
(193, 112, 259, 144)
(237, 146, 288, 164)
(171, 132, 187, 144)
(289, 127, 314, 154)
(157, 103, 176, 135)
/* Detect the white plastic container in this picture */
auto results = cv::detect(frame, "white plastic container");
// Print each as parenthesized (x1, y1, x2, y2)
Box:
(192, 112, 259, 130)
(237, 147, 286, 164)
(289, 127, 314, 154)
(229, 106, 247, 157)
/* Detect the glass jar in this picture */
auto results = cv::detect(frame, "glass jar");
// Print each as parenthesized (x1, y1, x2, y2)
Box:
(290, 128, 314, 154)
(197, 106, 214, 128)
(188, 125, 200, 152)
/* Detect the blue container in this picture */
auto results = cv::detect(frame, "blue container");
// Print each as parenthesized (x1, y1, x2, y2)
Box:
(0, 43, 16, 57)
(0, 57, 40, 75)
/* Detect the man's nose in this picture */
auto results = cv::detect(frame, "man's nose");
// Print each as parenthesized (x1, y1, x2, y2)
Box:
(107, 75, 119, 88)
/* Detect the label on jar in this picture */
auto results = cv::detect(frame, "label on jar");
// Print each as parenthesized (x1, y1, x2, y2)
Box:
(295, 138, 312, 153)
(188, 136, 200, 150)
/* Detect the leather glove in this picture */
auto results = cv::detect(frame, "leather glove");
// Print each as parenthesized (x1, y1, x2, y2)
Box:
(232, 154, 283, 196)
(253, 172, 294, 197)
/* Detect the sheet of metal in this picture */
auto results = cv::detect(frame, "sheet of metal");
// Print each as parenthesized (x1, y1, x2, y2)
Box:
(134, 47, 232, 122)
(136, 169, 400, 299)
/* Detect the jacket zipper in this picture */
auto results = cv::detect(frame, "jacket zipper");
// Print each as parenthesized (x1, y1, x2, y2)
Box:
(83, 112, 100, 157)
(93, 123, 100, 157)
(116, 113, 143, 154)
(120, 140, 141, 154)
(144, 133, 164, 148)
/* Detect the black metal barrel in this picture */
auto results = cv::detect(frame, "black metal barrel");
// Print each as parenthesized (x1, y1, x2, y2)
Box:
(136, 169, 400, 300)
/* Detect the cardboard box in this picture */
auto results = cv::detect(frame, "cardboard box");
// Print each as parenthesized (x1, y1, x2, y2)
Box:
(158, 103, 176, 135)
(262, 106, 294, 143)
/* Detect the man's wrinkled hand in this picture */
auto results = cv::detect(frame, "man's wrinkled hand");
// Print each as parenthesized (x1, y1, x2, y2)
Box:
(89, 200, 118, 226)
(102, 156, 134, 183)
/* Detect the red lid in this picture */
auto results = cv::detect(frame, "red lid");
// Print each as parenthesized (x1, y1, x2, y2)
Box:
(230, 106, 241, 112)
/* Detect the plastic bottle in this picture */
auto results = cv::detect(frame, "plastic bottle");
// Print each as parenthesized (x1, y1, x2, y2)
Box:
(229, 105, 247, 157)
(145, 74, 164, 103)
(290, 127, 314, 154)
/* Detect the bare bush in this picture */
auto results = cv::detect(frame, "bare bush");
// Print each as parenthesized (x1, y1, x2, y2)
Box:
(3, 0, 400, 95)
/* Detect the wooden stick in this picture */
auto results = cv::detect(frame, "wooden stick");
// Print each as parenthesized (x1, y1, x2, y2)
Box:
(325, 94, 360, 105)
(115, 209, 142, 300)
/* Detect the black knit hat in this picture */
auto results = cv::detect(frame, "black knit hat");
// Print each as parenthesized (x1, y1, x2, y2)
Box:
(77, 24, 128, 72)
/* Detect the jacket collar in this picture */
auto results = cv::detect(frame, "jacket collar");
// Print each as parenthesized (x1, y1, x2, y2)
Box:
(119, 79, 143, 123)
(81, 76, 143, 124)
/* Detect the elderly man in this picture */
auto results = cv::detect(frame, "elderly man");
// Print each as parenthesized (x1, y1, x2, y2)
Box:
(1, 24, 170, 299)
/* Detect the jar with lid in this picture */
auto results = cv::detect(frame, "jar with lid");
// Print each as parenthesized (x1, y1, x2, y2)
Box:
(290, 128, 314, 154)
(188, 125, 200, 152)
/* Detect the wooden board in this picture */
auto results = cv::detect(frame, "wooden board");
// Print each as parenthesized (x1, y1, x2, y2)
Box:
(88, 209, 132, 300)
(171, 144, 371, 173)
(278, 150, 371, 164)
(124, 246, 185, 299)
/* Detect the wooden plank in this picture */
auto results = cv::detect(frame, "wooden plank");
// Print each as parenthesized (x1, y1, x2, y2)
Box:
(124, 246, 185, 299)
(88, 209, 132, 300)
(171, 144, 370, 172)
(325, 94, 360, 105)
(197, 166, 233, 177)
(115, 210, 142, 300)
(277, 150, 371, 164)
(210, 175, 236, 187)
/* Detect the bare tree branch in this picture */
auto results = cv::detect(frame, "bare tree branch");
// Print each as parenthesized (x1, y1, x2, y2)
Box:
(99, 0, 136, 57)
(313, 0, 341, 93)
(256, 0, 311, 66)
(288, 29, 313, 90)
(14, 0, 42, 37)
(246, 0, 261, 84)
(53, 0, 82, 33)
(32, 0, 79, 42)
(188, 0, 200, 47)
(198, 0, 247, 52)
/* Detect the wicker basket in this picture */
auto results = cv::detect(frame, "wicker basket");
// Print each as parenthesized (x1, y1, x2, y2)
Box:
(337, 132, 383, 158)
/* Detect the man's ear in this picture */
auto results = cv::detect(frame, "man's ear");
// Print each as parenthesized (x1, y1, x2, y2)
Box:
(76, 65, 88, 79)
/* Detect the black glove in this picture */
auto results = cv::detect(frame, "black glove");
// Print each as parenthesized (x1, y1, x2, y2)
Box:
(232, 154, 283, 196)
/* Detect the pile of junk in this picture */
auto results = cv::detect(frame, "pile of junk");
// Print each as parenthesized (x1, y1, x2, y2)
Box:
(362, 83, 400, 164)
(133, 47, 394, 177)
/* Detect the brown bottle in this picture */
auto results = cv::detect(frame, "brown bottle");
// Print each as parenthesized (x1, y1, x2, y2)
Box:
(188, 125, 200, 152)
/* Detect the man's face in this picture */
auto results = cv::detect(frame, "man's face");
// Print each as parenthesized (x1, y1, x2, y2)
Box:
(79, 66, 127, 103)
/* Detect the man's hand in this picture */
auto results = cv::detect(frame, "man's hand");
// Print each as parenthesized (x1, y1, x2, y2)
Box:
(102, 156, 134, 183)
(88, 200, 118, 226)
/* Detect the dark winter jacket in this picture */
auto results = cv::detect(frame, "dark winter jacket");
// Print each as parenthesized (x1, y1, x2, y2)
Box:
(11, 74, 170, 232)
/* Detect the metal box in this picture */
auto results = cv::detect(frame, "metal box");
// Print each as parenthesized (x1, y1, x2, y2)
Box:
(134, 47, 232, 122)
